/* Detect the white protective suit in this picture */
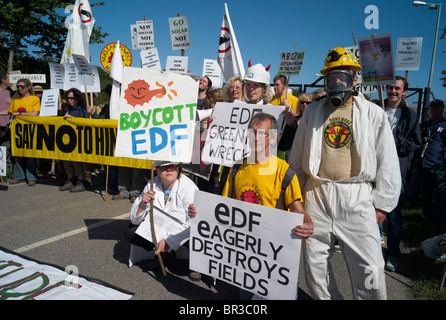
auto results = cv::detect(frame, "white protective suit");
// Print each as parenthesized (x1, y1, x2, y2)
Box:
(129, 173, 198, 251)
(289, 92, 401, 300)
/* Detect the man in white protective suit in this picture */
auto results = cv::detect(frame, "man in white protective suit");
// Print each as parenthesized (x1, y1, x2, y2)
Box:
(289, 47, 401, 300)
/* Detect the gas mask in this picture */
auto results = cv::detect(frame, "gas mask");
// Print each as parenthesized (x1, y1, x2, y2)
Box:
(324, 70, 356, 107)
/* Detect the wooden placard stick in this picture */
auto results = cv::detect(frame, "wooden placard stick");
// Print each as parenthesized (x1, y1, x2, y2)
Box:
(150, 161, 166, 276)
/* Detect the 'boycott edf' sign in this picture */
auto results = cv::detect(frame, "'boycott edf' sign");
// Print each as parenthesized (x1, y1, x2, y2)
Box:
(190, 191, 303, 300)
(114, 67, 198, 163)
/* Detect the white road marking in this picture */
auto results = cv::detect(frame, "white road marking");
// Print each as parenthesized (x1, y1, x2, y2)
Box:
(15, 213, 129, 253)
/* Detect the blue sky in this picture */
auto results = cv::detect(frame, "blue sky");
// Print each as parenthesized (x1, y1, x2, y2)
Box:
(80, 0, 445, 102)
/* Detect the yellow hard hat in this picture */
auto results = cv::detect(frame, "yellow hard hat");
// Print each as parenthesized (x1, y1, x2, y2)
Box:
(320, 47, 361, 75)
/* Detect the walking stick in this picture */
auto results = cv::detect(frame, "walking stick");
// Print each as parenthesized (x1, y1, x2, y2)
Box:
(149, 161, 166, 276)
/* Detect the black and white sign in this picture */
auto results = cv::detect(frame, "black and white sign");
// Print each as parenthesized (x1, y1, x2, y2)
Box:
(168, 16, 191, 50)
(190, 191, 303, 300)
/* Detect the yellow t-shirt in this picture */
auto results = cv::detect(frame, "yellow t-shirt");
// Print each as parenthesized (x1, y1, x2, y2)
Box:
(8, 95, 40, 113)
(222, 156, 303, 210)
(270, 93, 299, 113)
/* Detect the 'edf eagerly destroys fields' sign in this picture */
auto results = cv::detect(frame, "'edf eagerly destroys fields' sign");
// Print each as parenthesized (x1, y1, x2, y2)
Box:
(190, 190, 303, 300)
(115, 67, 198, 163)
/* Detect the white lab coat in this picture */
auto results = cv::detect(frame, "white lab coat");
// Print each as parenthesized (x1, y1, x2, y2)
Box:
(289, 93, 401, 300)
(130, 173, 198, 251)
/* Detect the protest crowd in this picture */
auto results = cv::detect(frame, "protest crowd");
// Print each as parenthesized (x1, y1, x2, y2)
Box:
(1, 2, 445, 302)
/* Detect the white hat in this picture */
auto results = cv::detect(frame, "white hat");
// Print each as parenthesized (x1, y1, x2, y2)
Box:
(243, 60, 271, 85)
(154, 161, 179, 167)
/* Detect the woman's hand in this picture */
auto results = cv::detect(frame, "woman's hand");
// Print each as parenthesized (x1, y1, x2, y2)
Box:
(141, 191, 155, 205)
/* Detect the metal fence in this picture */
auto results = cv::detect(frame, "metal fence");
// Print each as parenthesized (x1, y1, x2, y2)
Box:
(286, 78, 426, 123)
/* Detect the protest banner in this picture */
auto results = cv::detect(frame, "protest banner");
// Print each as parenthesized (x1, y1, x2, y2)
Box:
(201, 102, 285, 166)
(100, 42, 133, 72)
(39, 89, 59, 117)
(141, 47, 162, 70)
(357, 33, 395, 86)
(72, 54, 94, 86)
(135, 205, 185, 247)
(10, 116, 152, 169)
(61, 62, 100, 93)
(114, 67, 198, 163)
(81, 64, 100, 93)
(345, 45, 378, 94)
(63, 63, 80, 91)
(190, 190, 303, 300)
(0, 248, 132, 300)
(49, 63, 65, 89)
(168, 16, 191, 51)
(9, 74, 46, 84)
(133, 20, 155, 50)
(202, 59, 223, 88)
(278, 51, 305, 76)
(395, 37, 423, 71)
(166, 56, 188, 74)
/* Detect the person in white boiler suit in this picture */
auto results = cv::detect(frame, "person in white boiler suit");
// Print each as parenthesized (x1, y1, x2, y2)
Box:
(126, 161, 199, 280)
(289, 47, 401, 300)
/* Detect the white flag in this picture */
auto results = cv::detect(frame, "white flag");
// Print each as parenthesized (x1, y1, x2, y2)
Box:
(109, 41, 123, 120)
(61, 0, 95, 64)
(110, 41, 123, 83)
(217, 3, 245, 81)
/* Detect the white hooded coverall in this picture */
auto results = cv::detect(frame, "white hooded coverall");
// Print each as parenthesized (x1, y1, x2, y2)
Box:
(289, 92, 401, 300)
(130, 173, 198, 251)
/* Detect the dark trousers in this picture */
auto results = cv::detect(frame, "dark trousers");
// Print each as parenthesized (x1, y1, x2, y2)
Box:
(420, 166, 446, 224)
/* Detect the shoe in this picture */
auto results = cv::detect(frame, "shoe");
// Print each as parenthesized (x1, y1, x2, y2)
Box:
(130, 195, 138, 203)
(112, 194, 128, 200)
(334, 244, 342, 253)
(27, 180, 36, 187)
(70, 181, 86, 193)
(9, 179, 25, 185)
(189, 270, 201, 282)
(385, 256, 398, 272)
(145, 251, 176, 271)
(59, 179, 74, 191)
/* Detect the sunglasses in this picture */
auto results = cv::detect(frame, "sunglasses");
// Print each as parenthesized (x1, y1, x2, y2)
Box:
(17, 85, 26, 89)
(67, 96, 77, 100)
(157, 164, 178, 172)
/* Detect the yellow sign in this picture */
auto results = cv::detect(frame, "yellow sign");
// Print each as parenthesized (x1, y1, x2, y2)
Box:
(100, 42, 133, 72)
(11, 116, 151, 169)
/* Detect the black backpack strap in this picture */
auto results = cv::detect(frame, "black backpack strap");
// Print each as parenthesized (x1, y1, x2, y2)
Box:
(276, 165, 297, 209)
(229, 163, 242, 199)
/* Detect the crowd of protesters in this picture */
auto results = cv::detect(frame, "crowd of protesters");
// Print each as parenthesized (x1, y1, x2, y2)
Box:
(1, 47, 445, 300)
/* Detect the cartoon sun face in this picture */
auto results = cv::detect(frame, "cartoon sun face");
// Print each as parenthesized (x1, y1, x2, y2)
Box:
(241, 189, 260, 204)
(123, 79, 166, 108)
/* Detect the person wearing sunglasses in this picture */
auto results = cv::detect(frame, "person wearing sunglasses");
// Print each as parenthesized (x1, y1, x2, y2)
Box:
(126, 161, 200, 280)
(279, 93, 315, 161)
(1, 79, 40, 186)
(59, 88, 90, 193)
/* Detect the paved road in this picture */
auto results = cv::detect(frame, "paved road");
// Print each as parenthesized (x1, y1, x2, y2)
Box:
(0, 171, 414, 301)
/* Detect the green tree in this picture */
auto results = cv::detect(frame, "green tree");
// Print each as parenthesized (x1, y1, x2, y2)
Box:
(0, 0, 108, 72)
